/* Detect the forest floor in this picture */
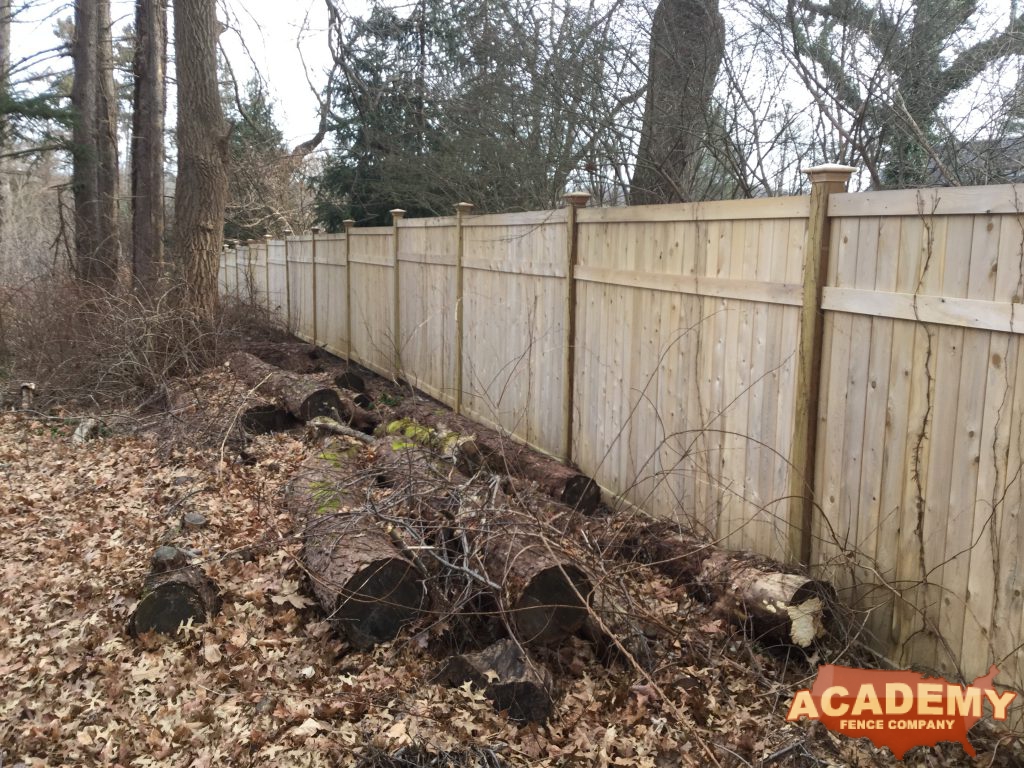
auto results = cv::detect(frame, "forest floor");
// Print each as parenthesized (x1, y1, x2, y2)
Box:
(1, 348, 1022, 767)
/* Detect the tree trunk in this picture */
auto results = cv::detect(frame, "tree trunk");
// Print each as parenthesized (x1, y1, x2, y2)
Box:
(71, 0, 100, 278)
(172, 0, 228, 325)
(227, 351, 377, 430)
(131, 0, 167, 283)
(289, 451, 428, 649)
(596, 518, 835, 648)
(0, 0, 10, 253)
(630, 0, 724, 204)
(436, 639, 553, 723)
(384, 409, 601, 514)
(130, 546, 220, 637)
(95, 0, 120, 277)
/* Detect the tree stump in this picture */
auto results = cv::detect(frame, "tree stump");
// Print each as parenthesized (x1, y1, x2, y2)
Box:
(130, 546, 220, 637)
(437, 639, 553, 723)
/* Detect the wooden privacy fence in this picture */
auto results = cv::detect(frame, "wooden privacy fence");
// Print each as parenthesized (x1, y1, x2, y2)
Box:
(220, 171, 1024, 716)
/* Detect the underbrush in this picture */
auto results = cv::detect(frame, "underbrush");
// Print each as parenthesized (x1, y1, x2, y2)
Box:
(0, 273, 286, 411)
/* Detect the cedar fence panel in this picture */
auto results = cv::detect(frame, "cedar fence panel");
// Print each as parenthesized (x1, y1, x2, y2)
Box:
(218, 181, 1024, 721)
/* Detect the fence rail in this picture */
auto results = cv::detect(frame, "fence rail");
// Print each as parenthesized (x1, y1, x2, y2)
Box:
(220, 174, 1024, 722)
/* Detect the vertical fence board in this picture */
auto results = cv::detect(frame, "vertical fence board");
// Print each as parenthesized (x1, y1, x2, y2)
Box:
(397, 219, 458, 405)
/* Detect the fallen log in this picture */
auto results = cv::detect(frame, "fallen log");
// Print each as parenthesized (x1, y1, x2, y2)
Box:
(597, 518, 835, 648)
(377, 439, 594, 646)
(130, 546, 220, 637)
(228, 351, 377, 432)
(383, 413, 600, 513)
(289, 449, 428, 649)
(436, 638, 553, 723)
(240, 402, 300, 434)
(244, 340, 327, 374)
(474, 516, 593, 646)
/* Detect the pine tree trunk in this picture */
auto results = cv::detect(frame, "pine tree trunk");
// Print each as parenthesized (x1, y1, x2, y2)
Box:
(95, 0, 120, 278)
(71, 0, 100, 278)
(172, 0, 228, 326)
(0, 0, 10, 255)
(131, 0, 167, 283)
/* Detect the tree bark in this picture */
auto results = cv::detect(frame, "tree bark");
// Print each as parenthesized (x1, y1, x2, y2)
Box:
(474, 515, 593, 646)
(384, 409, 601, 514)
(95, 0, 120, 277)
(630, 0, 724, 204)
(596, 518, 835, 648)
(130, 546, 220, 636)
(172, 0, 228, 325)
(243, 340, 327, 374)
(131, 0, 167, 283)
(436, 639, 553, 723)
(71, 0, 100, 278)
(227, 351, 377, 430)
(0, 0, 10, 253)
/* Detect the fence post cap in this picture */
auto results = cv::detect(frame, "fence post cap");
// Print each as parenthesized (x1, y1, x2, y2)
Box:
(343, 219, 356, 232)
(311, 226, 322, 234)
(390, 209, 406, 221)
(283, 228, 293, 236)
(563, 190, 590, 207)
(455, 202, 474, 215)
(803, 164, 857, 183)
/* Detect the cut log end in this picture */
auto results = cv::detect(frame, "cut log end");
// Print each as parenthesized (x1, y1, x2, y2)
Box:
(561, 474, 600, 513)
(298, 389, 345, 422)
(332, 557, 427, 649)
(333, 370, 367, 394)
(514, 564, 592, 646)
(132, 582, 210, 636)
(241, 404, 300, 434)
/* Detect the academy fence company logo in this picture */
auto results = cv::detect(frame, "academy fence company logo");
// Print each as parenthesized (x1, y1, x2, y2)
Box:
(786, 664, 1017, 760)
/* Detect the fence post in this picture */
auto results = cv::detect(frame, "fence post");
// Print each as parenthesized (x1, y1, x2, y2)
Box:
(390, 209, 406, 378)
(343, 219, 355, 362)
(311, 226, 320, 347)
(788, 164, 855, 565)
(264, 234, 271, 312)
(283, 229, 293, 332)
(235, 242, 244, 300)
(454, 202, 474, 413)
(562, 191, 590, 462)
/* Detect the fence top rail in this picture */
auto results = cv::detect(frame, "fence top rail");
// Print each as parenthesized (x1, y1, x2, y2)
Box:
(830, 184, 1024, 217)
(463, 209, 568, 227)
(576, 195, 810, 224)
(348, 226, 393, 236)
(399, 216, 456, 228)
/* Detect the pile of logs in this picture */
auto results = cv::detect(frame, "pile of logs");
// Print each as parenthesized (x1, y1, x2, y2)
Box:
(133, 347, 841, 725)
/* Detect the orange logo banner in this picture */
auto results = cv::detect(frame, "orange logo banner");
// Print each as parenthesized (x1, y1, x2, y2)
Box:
(786, 664, 1016, 760)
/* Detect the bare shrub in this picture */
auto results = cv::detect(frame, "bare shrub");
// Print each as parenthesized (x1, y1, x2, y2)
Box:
(0, 274, 286, 410)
